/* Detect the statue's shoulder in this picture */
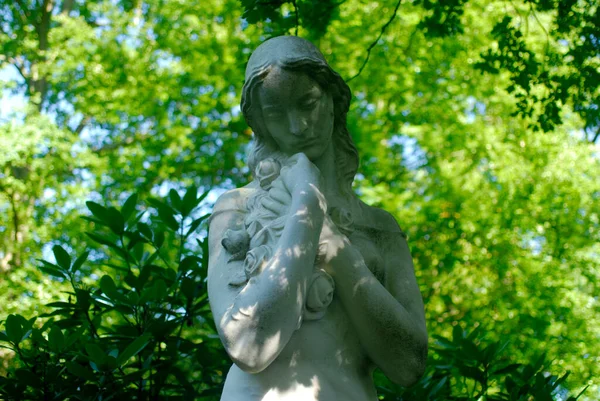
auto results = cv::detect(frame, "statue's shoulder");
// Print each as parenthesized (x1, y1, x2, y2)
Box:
(211, 183, 258, 219)
(355, 200, 405, 236)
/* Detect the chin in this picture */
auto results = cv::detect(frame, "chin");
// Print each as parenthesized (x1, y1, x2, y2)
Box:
(301, 145, 326, 161)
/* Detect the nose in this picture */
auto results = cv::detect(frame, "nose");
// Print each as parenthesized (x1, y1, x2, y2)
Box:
(288, 112, 308, 137)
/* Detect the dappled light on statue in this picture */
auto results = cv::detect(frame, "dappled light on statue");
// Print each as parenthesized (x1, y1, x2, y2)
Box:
(207, 36, 428, 400)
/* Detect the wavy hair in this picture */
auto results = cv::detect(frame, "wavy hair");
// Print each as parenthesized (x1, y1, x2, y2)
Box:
(241, 42, 358, 198)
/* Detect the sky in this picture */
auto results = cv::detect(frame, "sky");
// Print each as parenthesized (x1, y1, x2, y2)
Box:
(0, 65, 26, 120)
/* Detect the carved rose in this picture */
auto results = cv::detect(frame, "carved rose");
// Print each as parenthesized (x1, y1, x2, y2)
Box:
(255, 158, 281, 190)
(304, 269, 335, 320)
(244, 245, 272, 279)
(221, 228, 250, 262)
(329, 207, 354, 236)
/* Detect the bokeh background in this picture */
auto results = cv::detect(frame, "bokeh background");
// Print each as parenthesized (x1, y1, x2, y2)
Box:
(0, 0, 598, 399)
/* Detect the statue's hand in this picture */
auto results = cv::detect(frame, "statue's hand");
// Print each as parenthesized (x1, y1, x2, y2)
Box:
(259, 178, 292, 216)
(280, 153, 322, 197)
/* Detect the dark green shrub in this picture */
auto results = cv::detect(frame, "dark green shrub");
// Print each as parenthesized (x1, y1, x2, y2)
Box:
(0, 187, 228, 400)
(378, 325, 587, 401)
(0, 188, 587, 400)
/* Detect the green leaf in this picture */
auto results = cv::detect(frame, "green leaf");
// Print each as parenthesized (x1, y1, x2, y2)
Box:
(5, 315, 23, 344)
(86, 232, 129, 260)
(492, 363, 521, 375)
(197, 189, 210, 205)
(126, 231, 146, 250)
(106, 207, 125, 235)
(178, 255, 201, 274)
(458, 365, 484, 382)
(157, 203, 180, 231)
(433, 335, 457, 350)
(86, 232, 118, 248)
(99, 275, 127, 303)
(128, 291, 139, 305)
(154, 231, 165, 248)
(452, 324, 463, 343)
(65, 361, 95, 381)
(100, 274, 117, 295)
(169, 188, 182, 211)
(121, 193, 138, 221)
(85, 343, 107, 365)
(154, 279, 167, 300)
(105, 355, 118, 370)
(81, 215, 105, 226)
(48, 326, 65, 352)
(428, 376, 448, 398)
(14, 369, 42, 388)
(181, 277, 197, 300)
(185, 214, 210, 238)
(571, 385, 589, 400)
(52, 245, 71, 270)
(38, 260, 68, 279)
(116, 334, 151, 366)
(137, 222, 153, 239)
(137, 264, 152, 290)
(181, 185, 198, 216)
(86, 201, 111, 223)
(71, 251, 90, 273)
(75, 288, 91, 311)
(46, 302, 77, 309)
(65, 326, 85, 348)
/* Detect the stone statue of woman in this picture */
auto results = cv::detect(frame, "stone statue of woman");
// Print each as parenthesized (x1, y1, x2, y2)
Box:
(207, 36, 427, 401)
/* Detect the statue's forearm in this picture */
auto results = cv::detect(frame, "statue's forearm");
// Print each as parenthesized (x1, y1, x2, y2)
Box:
(327, 243, 428, 386)
(218, 188, 325, 373)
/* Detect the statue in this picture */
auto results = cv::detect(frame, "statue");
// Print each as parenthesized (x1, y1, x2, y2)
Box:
(207, 36, 427, 401)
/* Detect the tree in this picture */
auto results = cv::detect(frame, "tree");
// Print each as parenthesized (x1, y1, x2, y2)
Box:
(0, 0, 598, 397)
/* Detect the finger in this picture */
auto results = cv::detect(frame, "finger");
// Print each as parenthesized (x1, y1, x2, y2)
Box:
(269, 187, 292, 204)
(271, 178, 289, 193)
(285, 152, 309, 167)
(261, 197, 288, 215)
(279, 164, 291, 177)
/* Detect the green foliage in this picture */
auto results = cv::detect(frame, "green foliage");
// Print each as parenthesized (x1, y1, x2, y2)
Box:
(0, 190, 588, 400)
(0, 190, 227, 400)
(379, 326, 588, 401)
(0, 0, 598, 398)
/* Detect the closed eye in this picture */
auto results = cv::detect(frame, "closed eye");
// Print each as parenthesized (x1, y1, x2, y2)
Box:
(299, 97, 319, 110)
(263, 107, 284, 118)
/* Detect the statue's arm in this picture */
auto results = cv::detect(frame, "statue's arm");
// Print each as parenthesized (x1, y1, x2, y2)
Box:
(322, 211, 427, 386)
(208, 186, 324, 374)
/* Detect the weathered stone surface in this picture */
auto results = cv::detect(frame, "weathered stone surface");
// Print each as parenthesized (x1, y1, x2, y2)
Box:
(207, 36, 428, 401)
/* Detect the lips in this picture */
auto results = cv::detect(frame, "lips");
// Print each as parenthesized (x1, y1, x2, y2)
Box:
(298, 138, 318, 148)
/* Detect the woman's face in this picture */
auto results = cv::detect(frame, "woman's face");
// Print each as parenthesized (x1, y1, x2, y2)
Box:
(256, 66, 334, 161)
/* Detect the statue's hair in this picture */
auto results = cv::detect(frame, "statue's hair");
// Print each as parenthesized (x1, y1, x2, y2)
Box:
(241, 58, 358, 198)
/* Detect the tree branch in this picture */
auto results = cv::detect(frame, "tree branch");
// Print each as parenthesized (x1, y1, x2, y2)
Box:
(7, 57, 29, 83)
(60, 0, 75, 14)
(404, 24, 419, 54)
(94, 134, 145, 154)
(347, 0, 402, 82)
(527, 3, 550, 60)
(591, 126, 600, 144)
(292, 0, 299, 36)
(73, 116, 90, 135)
(12, 0, 31, 24)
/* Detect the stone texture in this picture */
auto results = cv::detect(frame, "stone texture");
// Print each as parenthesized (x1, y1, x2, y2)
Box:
(207, 36, 428, 401)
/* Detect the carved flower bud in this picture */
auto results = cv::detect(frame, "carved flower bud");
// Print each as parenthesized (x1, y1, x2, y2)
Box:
(244, 245, 272, 279)
(255, 158, 281, 190)
(329, 206, 354, 236)
(304, 269, 335, 321)
(221, 229, 250, 262)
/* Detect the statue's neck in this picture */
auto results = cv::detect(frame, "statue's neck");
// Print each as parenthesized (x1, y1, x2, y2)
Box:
(311, 140, 347, 207)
